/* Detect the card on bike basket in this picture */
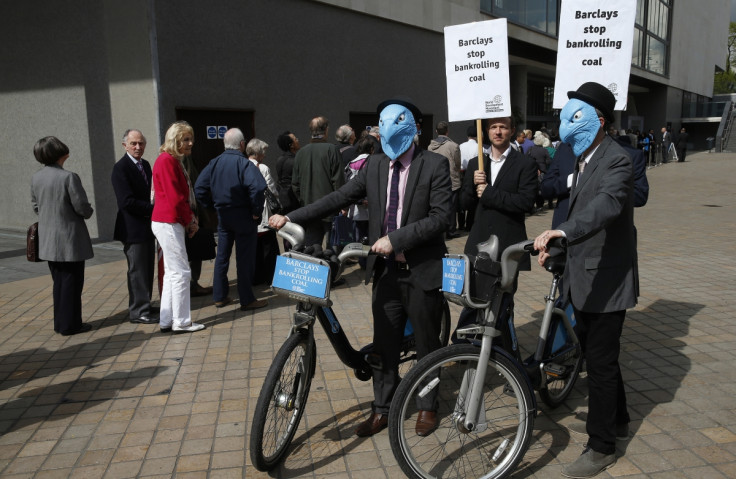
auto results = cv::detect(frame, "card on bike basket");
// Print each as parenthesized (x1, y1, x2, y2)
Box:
(442, 256, 466, 295)
(272, 253, 331, 302)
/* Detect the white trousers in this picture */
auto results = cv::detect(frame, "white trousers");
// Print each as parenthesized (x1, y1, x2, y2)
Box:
(151, 222, 192, 328)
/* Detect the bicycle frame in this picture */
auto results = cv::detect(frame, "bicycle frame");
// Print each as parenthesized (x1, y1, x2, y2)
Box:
(445, 239, 579, 432)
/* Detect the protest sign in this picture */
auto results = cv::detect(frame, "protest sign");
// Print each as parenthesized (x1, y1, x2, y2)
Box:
(553, 0, 637, 110)
(444, 18, 510, 122)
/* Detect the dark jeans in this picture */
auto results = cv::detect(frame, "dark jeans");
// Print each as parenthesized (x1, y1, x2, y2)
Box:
(214, 208, 258, 306)
(574, 307, 630, 455)
(48, 261, 85, 334)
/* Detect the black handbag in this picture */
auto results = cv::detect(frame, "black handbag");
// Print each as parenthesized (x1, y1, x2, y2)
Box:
(26, 222, 42, 262)
(329, 213, 356, 248)
(264, 189, 282, 215)
(185, 228, 217, 261)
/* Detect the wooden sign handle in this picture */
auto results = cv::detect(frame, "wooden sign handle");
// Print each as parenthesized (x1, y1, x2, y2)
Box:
(476, 119, 484, 172)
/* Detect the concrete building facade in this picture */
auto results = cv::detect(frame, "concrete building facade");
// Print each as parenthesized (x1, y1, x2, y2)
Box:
(0, 0, 728, 239)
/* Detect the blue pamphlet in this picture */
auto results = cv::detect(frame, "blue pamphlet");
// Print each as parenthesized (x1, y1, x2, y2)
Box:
(272, 255, 330, 299)
(442, 257, 465, 295)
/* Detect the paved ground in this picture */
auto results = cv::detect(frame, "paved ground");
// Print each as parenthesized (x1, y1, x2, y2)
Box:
(0, 151, 734, 478)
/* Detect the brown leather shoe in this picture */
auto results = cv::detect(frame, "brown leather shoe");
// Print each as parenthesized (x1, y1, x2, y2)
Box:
(415, 410, 438, 436)
(355, 413, 388, 437)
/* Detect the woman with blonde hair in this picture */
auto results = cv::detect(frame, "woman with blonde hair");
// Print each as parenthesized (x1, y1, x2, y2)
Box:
(151, 121, 205, 333)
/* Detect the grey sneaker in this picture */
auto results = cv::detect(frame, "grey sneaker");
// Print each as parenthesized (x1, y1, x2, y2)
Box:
(561, 447, 616, 478)
(567, 422, 629, 440)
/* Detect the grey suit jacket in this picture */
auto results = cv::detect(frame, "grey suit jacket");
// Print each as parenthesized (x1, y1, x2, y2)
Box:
(559, 135, 638, 313)
(288, 148, 451, 290)
(31, 164, 94, 262)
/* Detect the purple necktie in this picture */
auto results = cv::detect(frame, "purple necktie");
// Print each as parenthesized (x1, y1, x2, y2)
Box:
(386, 161, 401, 234)
(136, 161, 147, 183)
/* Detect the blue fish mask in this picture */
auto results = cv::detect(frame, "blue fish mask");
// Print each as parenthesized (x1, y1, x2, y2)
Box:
(559, 98, 601, 157)
(379, 104, 417, 160)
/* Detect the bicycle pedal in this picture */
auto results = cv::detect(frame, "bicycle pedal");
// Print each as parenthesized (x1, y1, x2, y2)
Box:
(502, 383, 516, 397)
(543, 363, 566, 378)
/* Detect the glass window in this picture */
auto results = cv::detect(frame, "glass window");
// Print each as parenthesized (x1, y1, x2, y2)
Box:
(480, 0, 560, 35)
(646, 35, 666, 75)
(632, 27, 643, 66)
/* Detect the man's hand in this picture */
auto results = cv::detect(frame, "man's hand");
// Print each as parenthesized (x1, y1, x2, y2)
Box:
(473, 170, 487, 185)
(533, 229, 564, 266)
(268, 214, 289, 229)
(476, 184, 487, 197)
(371, 235, 393, 256)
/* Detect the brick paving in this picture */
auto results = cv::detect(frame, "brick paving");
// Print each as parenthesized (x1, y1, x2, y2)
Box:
(0, 151, 735, 478)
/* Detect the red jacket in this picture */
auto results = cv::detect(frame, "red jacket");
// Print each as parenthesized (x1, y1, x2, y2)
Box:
(151, 152, 194, 226)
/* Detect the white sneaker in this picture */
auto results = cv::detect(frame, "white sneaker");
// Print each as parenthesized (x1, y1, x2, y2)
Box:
(172, 322, 206, 333)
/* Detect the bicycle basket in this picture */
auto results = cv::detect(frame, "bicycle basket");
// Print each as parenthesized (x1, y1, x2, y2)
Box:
(271, 252, 333, 307)
(441, 253, 501, 308)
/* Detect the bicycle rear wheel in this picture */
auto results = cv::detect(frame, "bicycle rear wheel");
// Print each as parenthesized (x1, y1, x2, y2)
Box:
(389, 344, 535, 479)
(539, 342, 583, 409)
(250, 329, 316, 471)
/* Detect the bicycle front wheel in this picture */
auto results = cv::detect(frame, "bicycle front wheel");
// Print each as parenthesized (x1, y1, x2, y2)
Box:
(389, 344, 535, 479)
(249, 329, 316, 471)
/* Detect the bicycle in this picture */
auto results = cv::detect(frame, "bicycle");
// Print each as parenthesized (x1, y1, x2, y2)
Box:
(249, 223, 452, 471)
(388, 236, 582, 479)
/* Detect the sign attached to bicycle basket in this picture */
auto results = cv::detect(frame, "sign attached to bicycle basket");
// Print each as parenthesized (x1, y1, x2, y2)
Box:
(442, 258, 466, 294)
(272, 256, 330, 299)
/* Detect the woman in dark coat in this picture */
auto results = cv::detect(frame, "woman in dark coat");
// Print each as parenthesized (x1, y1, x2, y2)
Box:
(31, 137, 94, 335)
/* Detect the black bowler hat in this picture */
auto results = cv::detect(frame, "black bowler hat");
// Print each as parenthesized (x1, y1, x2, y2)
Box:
(376, 96, 423, 124)
(567, 82, 615, 123)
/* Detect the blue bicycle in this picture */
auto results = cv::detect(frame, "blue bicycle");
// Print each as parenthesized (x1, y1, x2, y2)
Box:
(249, 223, 451, 471)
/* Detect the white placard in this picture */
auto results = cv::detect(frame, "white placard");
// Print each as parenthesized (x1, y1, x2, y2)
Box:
(553, 0, 637, 110)
(444, 19, 510, 122)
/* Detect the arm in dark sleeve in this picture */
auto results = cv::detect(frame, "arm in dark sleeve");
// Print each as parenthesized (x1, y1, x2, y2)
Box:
(111, 164, 153, 217)
(194, 162, 213, 209)
(631, 148, 649, 207)
(540, 142, 575, 200)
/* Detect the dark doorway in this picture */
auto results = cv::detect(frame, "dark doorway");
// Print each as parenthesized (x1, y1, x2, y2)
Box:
(348, 111, 434, 151)
(175, 108, 255, 172)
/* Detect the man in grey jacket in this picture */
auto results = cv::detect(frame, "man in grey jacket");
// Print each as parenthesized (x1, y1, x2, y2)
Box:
(535, 82, 637, 478)
(427, 121, 461, 239)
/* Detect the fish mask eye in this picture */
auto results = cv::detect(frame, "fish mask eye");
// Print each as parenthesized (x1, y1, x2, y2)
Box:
(573, 110, 583, 120)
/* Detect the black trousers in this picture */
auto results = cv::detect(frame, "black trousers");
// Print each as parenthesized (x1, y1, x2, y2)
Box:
(48, 261, 85, 334)
(370, 261, 444, 414)
(574, 307, 630, 455)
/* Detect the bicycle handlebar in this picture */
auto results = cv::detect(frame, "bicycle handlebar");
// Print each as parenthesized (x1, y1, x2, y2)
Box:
(499, 238, 566, 291)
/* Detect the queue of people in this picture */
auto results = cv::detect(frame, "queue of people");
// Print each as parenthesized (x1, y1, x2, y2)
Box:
(32, 82, 654, 478)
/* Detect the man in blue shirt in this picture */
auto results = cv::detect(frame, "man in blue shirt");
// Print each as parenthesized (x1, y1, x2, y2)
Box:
(194, 128, 269, 311)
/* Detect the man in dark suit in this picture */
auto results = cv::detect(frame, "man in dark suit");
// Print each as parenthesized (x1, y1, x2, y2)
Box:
(535, 83, 637, 478)
(270, 97, 451, 438)
(450, 116, 537, 342)
(111, 129, 157, 324)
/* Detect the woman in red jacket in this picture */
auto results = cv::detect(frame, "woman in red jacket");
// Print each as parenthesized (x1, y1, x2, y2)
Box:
(151, 121, 205, 333)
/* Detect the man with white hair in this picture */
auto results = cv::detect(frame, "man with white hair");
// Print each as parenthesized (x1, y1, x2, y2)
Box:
(335, 124, 358, 166)
(194, 128, 269, 311)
